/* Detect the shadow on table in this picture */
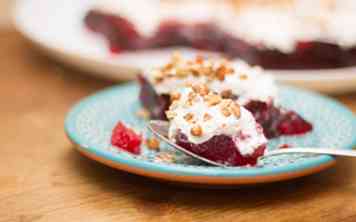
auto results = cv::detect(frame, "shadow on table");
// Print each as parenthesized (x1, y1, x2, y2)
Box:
(66, 147, 354, 213)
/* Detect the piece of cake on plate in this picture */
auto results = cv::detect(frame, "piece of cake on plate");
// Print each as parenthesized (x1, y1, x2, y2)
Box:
(166, 85, 267, 166)
(138, 53, 312, 138)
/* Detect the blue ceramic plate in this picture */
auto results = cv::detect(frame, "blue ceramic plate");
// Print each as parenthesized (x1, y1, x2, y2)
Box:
(65, 83, 356, 186)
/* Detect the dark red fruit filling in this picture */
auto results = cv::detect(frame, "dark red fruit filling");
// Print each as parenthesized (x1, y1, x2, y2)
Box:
(138, 75, 312, 138)
(244, 101, 313, 138)
(111, 121, 142, 155)
(85, 10, 356, 69)
(175, 133, 266, 166)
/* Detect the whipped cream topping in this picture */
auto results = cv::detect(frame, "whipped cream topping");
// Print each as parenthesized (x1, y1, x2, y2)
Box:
(145, 54, 277, 105)
(223, 0, 356, 52)
(93, 0, 356, 52)
(167, 87, 267, 156)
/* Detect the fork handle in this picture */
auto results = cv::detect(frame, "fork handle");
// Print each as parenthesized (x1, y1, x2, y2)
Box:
(265, 148, 356, 158)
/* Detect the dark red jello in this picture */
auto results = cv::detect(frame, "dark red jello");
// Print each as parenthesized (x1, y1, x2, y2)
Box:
(175, 133, 266, 166)
(244, 101, 313, 138)
(111, 121, 142, 155)
(84, 10, 356, 69)
(138, 75, 312, 139)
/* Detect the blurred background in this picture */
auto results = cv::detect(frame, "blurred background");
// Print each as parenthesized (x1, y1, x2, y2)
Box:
(1, 1, 356, 221)
(0, 0, 11, 27)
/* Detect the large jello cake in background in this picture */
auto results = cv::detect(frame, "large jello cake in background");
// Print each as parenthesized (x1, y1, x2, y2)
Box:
(84, 0, 356, 69)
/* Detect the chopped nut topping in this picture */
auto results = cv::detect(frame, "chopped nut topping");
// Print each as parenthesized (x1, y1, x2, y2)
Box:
(191, 125, 203, 137)
(203, 113, 212, 121)
(216, 64, 234, 81)
(146, 138, 160, 151)
(239, 74, 248, 80)
(136, 108, 150, 119)
(190, 68, 200, 76)
(166, 110, 177, 120)
(216, 66, 228, 81)
(151, 53, 236, 84)
(170, 101, 179, 110)
(162, 62, 174, 72)
(170, 91, 181, 102)
(192, 84, 210, 96)
(171, 51, 182, 64)
(155, 152, 175, 163)
(205, 94, 222, 106)
(184, 82, 193, 88)
(188, 90, 196, 98)
(191, 84, 200, 93)
(154, 74, 164, 83)
(195, 55, 204, 64)
(176, 68, 188, 78)
(221, 107, 232, 117)
(231, 103, 241, 118)
(187, 91, 197, 105)
(199, 66, 214, 76)
(184, 113, 194, 122)
(185, 100, 193, 107)
(221, 89, 233, 99)
(187, 60, 194, 65)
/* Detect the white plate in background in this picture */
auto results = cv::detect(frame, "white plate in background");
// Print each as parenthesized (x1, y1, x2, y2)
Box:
(14, 0, 356, 94)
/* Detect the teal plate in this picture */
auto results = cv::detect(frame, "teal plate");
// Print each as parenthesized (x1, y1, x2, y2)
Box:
(65, 83, 356, 186)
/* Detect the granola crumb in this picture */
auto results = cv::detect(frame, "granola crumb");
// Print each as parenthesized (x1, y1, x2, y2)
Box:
(191, 125, 203, 137)
(231, 103, 241, 118)
(136, 108, 150, 119)
(220, 89, 233, 99)
(203, 113, 212, 121)
(146, 138, 160, 151)
(205, 94, 221, 106)
(154, 152, 175, 163)
(170, 91, 181, 102)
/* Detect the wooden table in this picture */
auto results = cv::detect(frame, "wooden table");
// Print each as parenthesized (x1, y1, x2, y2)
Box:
(1, 27, 356, 222)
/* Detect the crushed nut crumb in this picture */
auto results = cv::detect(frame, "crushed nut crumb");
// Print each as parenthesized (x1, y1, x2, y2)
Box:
(176, 68, 188, 78)
(221, 107, 232, 117)
(184, 113, 194, 122)
(136, 108, 150, 119)
(155, 152, 175, 163)
(221, 89, 233, 99)
(192, 84, 209, 96)
(166, 110, 177, 120)
(205, 94, 221, 106)
(231, 103, 241, 118)
(146, 138, 160, 151)
(191, 125, 203, 137)
(239, 74, 248, 80)
(203, 113, 212, 121)
(170, 91, 181, 102)
(151, 53, 236, 84)
(195, 55, 204, 64)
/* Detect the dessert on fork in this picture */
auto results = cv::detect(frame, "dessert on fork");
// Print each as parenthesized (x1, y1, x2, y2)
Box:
(166, 84, 267, 166)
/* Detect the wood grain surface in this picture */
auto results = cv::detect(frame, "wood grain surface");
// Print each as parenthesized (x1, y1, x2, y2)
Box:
(1, 26, 356, 222)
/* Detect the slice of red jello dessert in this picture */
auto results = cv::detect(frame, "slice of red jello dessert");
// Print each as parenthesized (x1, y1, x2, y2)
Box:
(166, 85, 267, 166)
(138, 53, 312, 139)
